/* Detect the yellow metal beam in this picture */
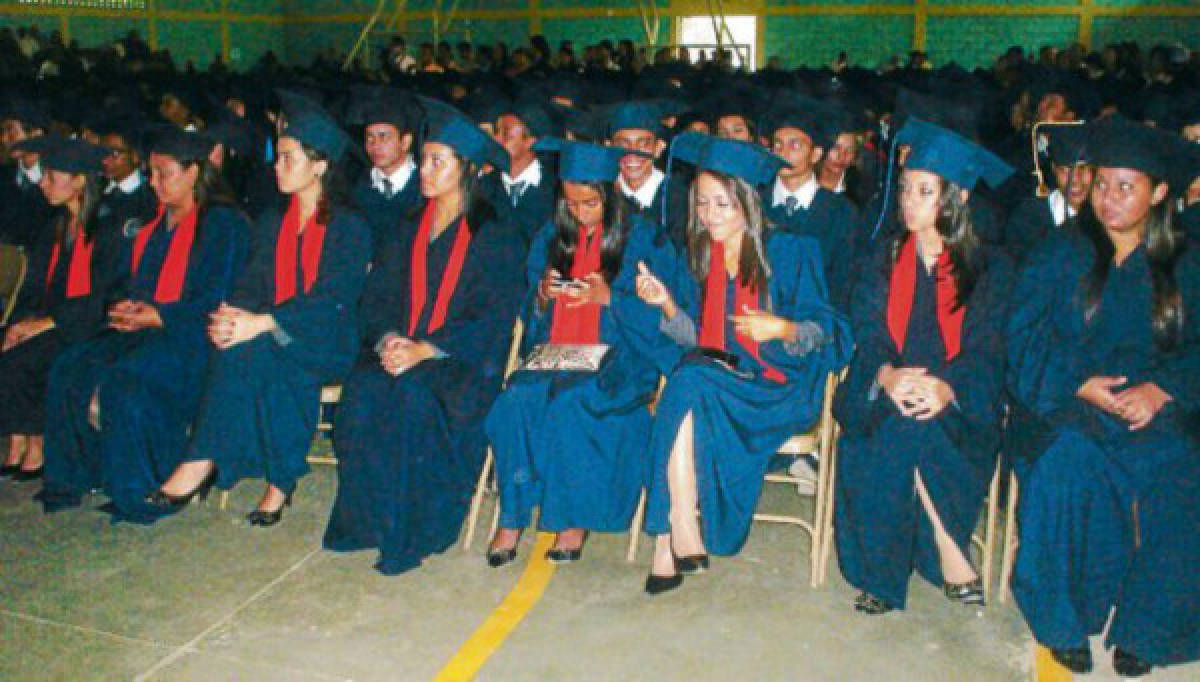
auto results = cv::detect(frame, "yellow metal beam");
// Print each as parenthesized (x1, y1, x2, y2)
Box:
(913, 0, 927, 52)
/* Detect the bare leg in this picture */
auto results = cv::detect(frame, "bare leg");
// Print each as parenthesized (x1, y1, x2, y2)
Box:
(159, 459, 216, 496)
(256, 483, 287, 513)
(552, 528, 586, 551)
(650, 411, 706, 576)
(19, 435, 43, 471)
(489, 527, 521, 552)
(5, 435, 27, 467)
(914, 469, 978, 584)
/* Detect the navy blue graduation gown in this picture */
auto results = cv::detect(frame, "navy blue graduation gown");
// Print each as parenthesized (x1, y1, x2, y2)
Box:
(1003, 194, 1060, 265)
(323, 211, 524, 574)
(477, 168, 557, 250)
(40, 204, 249, 520)
(0, 214, 130, 435)
(1007, 229, 1200, 663)
(763, 187, 858, 311)
(184, 206, 370, 497)
(97, 180, 158, 243)
(0, 164, 51, 248)
(1180, 203, 1200, 245)
(351, 172, 422, 259)
(485, 217, 684, 533)
(636, 172, 690, 253)
(643, 232, 853, 555)
(833, 241, 1013, 607)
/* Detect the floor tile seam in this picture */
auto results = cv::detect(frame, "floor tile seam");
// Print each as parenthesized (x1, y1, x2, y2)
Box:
(0, 607, 176, 650)
(185, 649, 355, 682)
(133, 546, 322, 681)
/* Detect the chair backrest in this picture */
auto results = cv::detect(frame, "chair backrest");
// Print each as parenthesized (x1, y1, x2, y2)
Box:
(0, 244, 28, 327)
(500, 317, 525, 386)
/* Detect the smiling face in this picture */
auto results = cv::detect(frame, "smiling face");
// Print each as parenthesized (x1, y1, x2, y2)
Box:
(37, 169, 84, 207)
(562, 181, 604, 227)
(148, 152, 199, 210)
(1091, 167, 1167, 236)
(694, 171, 747, 245)
(1052, 162, 1095, 212)
(898, 168, 943, 233)
(608, 128, 662, 188)
(419, 141, 465, 200)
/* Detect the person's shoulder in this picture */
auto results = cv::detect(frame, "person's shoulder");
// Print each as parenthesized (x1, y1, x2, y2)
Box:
(204, 202, 251, 228)
(766, 229, 822, 263)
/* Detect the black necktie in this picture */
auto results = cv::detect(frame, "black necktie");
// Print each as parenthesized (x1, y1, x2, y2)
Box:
(510, 181, 527, 206)
(785, 196, 799, 216)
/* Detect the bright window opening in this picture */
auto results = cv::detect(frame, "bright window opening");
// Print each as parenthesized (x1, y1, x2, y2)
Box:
(678, 15, 757, 70)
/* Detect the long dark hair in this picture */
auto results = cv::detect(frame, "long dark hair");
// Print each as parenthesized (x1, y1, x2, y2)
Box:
(548, 181, 630, 283)
(52, 173, 102, 246)
(1078, 179, 1183, 349)
(297, 141, 351, 224)
(685, 170, 772, 295)
(889, 175, 981, 309)
(439, 148, 496, 232)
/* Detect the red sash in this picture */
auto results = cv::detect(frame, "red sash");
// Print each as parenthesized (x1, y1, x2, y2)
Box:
(274, 196, 327, 304)
(549, 224, 604, 344)
(885, 236, 964, 362)
(699, 240, 786, 384)
(408, 200, 472, 336)
(132, 203, 199, 305)
(46, 220, 94, 298)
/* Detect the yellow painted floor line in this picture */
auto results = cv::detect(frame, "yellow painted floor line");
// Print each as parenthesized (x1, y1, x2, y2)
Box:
(1034, 644, 1073, 682)
(434, 532, 558, 682)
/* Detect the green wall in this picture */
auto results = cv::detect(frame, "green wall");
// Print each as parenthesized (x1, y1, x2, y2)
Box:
(1, 1, 1198, 70)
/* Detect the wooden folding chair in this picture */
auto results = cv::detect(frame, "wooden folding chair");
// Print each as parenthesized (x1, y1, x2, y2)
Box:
(460, 318, 525, 551)
(0, 244, 28, 327)
(625, 371, 844, 588)
(970, 455, 1004, 605)
(997, 472, 1019, 604)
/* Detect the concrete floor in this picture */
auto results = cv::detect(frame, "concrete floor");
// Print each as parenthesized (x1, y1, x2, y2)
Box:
(1, 440, 1197, 681)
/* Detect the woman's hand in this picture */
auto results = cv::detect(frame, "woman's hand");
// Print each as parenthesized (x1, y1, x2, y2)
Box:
(108, 300, 163, 333)
(563, 272, 611, 308)
(2, 317, 53, 351)
(907, 375, 956, 420)
(730, 305, 795, 343)
(879, 364, 931, 418)
(1113, 381, 1172, 431)
(208, 303, 274, 349)
(1076, 375, 1128, 415)
(635, 261, 677, 318)
(537, 268, 567, 308)
(379, 335, 436, 376)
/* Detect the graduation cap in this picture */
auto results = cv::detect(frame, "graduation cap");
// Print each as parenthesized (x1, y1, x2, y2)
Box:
(1170, 141, 1200, 196)
(205, 105, 255, 158)
(144, 125, 217, 162)
(896, 118, 1013, 190)
(0, 97, 51, 131)
(499, 96, 562, 139)
(534, 137, 649, 184)
(90, 115, 149, 156)
(1028, 69, 1100, 121)
(1087, 115, 1183, 183)
(893, 88, 980, 141)
(1044, 123, 1090, 166)
(276, 88, 358, 163)
(461, 85, 512, 127)
(347, 86, 422, 134)
(12, 135, 109, 175)
(668, 132, 789, 186)
(760, 97, 832, 150)
(418, 96, 510, 173)
(606, 100, 667, 139)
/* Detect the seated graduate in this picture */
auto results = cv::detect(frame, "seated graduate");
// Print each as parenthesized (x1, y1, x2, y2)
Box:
(833, 118, 1015, 615)
(816, 107, 873, 209)
(322, 101, 524, 575)
(605, 100, 688, 248)
(0, 137, 128, 481)
(760, 99, 858, 311)
(0, 97, 53, 248)
(484, 139, 684, 567)
(633, 133, 853, 595)
(92, 116, 159, 243)
(477, 97, 560, 249)
(1006, 117, 1200, 677)
(1003, 123, 1092, 264)
(149, 94, 371, 525)
(37, 127, 250, 518)
(348, 87, 423, 258)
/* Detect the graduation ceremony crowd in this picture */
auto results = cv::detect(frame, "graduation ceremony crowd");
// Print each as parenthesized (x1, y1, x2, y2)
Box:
(0, 25, 1198, 678)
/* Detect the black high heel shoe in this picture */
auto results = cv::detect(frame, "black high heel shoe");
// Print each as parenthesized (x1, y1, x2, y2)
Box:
(545, 531, 589, 564)
(246, 491, 293, 527)
(943, 578, 985, 606)
(854, 591, 895, 615)
(0, 463, 20, 478)
(1113, 648, 1152, 678)
(1050, 647, 1093, 674)
(486, 529, 522, 567)
(10, 466, 44, 482)
(644, 572, 683, 595)
(144, 468, 217, 509)
(674, 554, 709, 575)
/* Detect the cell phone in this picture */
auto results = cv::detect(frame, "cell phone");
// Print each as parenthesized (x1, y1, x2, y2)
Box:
(699, 347, 740, 369)
(553, 277, 585, 291)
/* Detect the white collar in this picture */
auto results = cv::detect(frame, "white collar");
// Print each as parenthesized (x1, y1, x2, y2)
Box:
(370, 156, 416, 195)
(18, 161, 41, 185)
(833, 173, 846, 194)
(502, 158, 542, 192)
(1047, 189, 1076, 227)
(106, 170, 143, 195)
(772, 175, 818, 211)
(618, 167, 664, 209)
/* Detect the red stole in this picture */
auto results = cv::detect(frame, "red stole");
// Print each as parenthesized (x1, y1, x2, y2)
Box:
(408, 200, 472, 336)
(549, 224, 604, 344)
(885, 236, 964, 362)
(132, 203, 199, 305)
(698, 240, 786, 384)
(274, 196, 327, 304)
(46, 220, 94, 298)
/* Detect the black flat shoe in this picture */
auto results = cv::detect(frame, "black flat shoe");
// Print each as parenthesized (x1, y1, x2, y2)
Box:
(0, 463, 20, 478)
(644, 573, 683, 595)
(10, 466, 44, 482)
(1050, 647, 1093, 674)
(854, 591, 895, 615)
(145, 469, 216, 509)
(674, 554, 709, 575)
(486, 548, 518, 568)
(245, 491, 292, 527)
(545, 531, 588, 564)
(943, 578, 985, 606)
(1113, 648, 1152, 678)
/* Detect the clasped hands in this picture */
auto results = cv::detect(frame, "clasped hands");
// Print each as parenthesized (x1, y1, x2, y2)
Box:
(878, 364, 955, 420)
(108, 300, 163, 333)
(378, 334, 436, 376)
(208, 303, 275, 350)
(635, 261, 795, 343)
(1077, 376, 1172, 431)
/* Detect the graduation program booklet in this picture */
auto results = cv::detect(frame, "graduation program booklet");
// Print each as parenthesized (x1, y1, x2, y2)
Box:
(520, 344, 611, 372)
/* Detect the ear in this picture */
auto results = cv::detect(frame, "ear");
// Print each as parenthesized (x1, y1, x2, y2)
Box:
(313, 159, 329, 180)
(653, 138, 666, 159)
(399, 132, 414, 154)
(1150, 181, 1169, 205)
